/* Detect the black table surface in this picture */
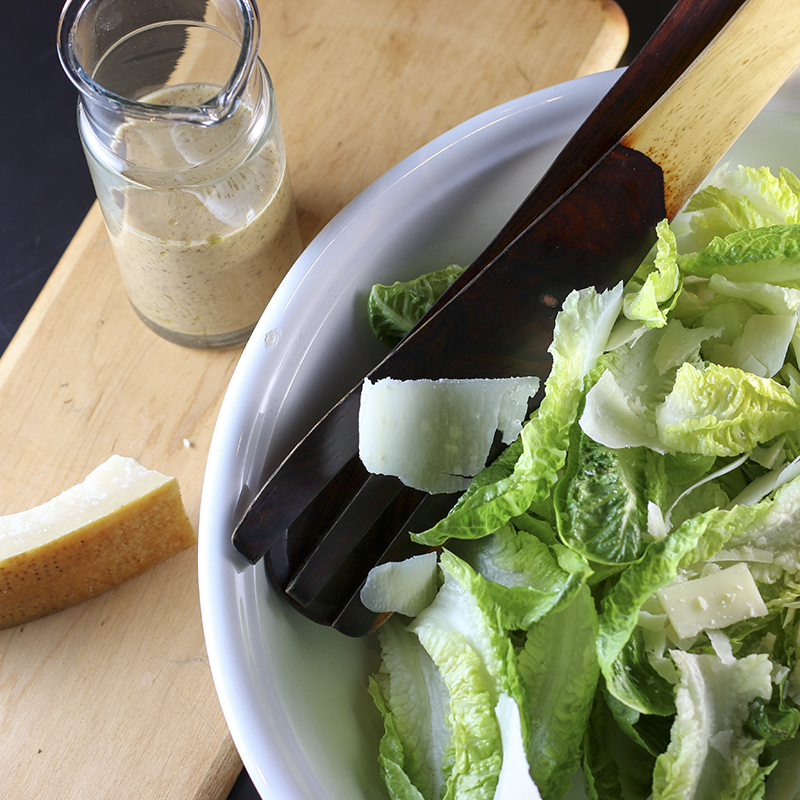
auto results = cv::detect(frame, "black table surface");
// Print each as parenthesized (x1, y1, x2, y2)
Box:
(0, 1, 672, 797)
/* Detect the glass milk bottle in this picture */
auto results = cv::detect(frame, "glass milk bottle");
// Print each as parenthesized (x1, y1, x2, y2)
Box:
(57, 0, 302, 349)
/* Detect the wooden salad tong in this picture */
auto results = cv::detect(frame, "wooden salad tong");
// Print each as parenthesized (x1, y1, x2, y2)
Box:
(233, 0, 800, 636)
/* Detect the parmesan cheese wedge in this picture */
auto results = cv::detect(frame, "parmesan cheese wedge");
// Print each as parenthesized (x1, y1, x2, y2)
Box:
(0, 455, 196, 629)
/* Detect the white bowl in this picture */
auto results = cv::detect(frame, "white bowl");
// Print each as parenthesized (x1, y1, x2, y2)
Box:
(198, 67, 800, 800)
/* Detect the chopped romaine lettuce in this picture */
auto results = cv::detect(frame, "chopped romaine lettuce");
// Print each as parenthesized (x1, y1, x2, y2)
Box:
(361, 165, 800, 800)
(655, 363, 800, 456)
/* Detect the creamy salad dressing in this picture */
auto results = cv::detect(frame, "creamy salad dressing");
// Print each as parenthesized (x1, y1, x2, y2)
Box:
(104, 83, 301, 345)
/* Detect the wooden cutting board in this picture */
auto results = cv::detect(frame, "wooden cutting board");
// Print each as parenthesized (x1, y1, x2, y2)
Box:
(0, 1, 627, 797)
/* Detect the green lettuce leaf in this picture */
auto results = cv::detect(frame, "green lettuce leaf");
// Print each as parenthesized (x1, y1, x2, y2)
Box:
(408, 550, 528, 800)
(459, 521, 592, 631)
(369, 679, 428, 800)
(677, 166, 800, 253)
(745, 688, 800, 748)
(604, 627, 676, 718)
(371, 617, 453, 800)
(554, 426, 665, 565)
(679, 225, 800, 286)
(711, 473, 800, 584)
(623, 220, 683, 328)
(368, 264, 465, 347)
(518, 585, 600, 799)
(595, 508, 735, 689)
(583, 687, 660, 800)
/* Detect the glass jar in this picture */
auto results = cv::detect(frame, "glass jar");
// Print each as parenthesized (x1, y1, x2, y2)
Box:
(57, 0, 302, 349)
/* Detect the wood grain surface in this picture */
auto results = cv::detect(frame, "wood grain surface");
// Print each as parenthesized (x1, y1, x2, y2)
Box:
(0, 1, 627, 797)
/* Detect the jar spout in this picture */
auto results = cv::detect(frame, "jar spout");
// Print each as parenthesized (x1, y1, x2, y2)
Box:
(57, 0, 262, 127)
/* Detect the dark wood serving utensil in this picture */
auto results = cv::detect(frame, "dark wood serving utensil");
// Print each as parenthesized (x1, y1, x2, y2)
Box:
(233, 0, 800, 636)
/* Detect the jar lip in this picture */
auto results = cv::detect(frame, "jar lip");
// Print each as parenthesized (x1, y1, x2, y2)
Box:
(57, 0, 261, 126)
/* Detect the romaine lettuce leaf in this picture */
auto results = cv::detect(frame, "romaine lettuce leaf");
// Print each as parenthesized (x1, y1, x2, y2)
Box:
(368, 264, 465, 347)
(655, 363, 800, 456)
(583, 687, 660, 800)
(651, 651, 773, 800)
(604, 627, 677, 718)
(679, 225, 800, 286)
(554, 426, 665, 565)
(371, 617, 453, 800)
(408, 550, 530, 799)
(712, 472, 800, 584)
(623, 220, 682, 328)
(518, 585, 600, 799)
(677, 165, 800, 253)
(458, 521, 592, 631)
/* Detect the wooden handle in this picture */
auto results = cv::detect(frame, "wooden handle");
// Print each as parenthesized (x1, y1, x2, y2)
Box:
(624, 0, 800, 218)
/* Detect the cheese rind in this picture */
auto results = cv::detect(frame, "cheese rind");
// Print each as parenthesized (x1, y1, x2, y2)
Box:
(657, 562, 767, 640)
(0, 455, 197, 629)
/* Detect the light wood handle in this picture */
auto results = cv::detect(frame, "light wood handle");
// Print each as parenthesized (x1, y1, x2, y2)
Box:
(623, 0, 800, 217)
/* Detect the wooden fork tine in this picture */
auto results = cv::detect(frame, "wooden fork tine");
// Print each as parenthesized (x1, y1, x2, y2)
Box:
(266, 478, 449, 628)
(329, 490, 461, 635)
(285, 472, 408, 606)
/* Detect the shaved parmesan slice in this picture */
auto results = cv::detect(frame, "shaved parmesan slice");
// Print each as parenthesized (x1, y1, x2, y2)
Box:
(0, 455, 196, 628)
(358, 376, 539, 493)
(657, 562, 768, 640)
(360, 551, 439, 616)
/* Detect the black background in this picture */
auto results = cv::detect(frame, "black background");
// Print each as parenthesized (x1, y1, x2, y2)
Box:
(0, 1, 673, 797)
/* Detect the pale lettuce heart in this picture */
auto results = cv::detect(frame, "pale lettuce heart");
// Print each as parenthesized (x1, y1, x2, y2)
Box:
(677, 164, 800, 252)
(651, 651, 773, 800)
(623, 220, 682, 328)
(655, 363, 800, 456)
